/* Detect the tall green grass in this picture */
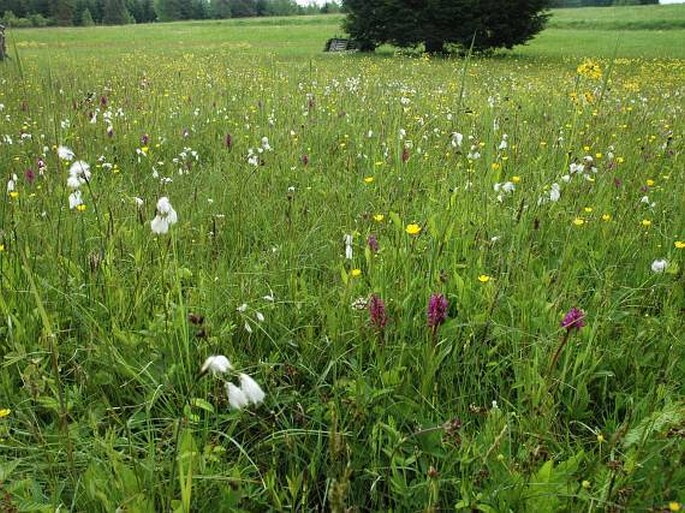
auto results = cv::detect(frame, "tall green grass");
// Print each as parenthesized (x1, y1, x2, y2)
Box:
(0, 10, 683, 512)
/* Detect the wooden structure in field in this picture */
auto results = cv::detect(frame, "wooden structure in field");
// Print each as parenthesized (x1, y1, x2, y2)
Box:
(324, 38, 354, 52)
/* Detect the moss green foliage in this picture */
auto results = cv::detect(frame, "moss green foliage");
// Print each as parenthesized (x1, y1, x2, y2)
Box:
(0, 8, 684, 511)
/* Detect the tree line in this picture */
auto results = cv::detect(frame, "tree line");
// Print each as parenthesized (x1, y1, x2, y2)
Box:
(0, 0, 342, 27)
(550, 0, 657, 5)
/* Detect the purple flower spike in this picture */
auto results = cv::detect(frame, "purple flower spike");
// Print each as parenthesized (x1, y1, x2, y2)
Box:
(368, 294, 388, 331)
(561, 307, 585, 332)
(367, 234, 379, 253)
(427, 293, 448, 329)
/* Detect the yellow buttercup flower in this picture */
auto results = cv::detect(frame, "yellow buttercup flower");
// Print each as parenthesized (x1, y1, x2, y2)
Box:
(350, 268, 362, 278)
(363, 176, 374, 184)
(602, 214, 611, 222)
(669, 502, 681, 512)
(9, 191, 19, 199)
(573, 218, 585, 226)
(373, 214, 385, 223)
(405, 223, 421, 236)
(511, 176, 521, 184)
(76, 204, 87, 212)
(478, 275, 491, 283)
(641, 219, 651, 227)
(675, 241, 685, 249)
(577, 59, 603, 80)
(0, 408, 10, 418)
(646, 179, 655, 187)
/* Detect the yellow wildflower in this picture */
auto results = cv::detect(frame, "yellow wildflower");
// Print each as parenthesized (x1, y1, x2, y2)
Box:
(641, 219, 651, 227)
(675, 241, 685, 249)
(363, 176, 374, 184)
(373, 214, 385, 223)
(577, 59, 603, 80)
(478, 275, 491, 283)
(573, 218, 585, 226)
(9, 191, 19, 199)
(646, 179, 655, 187)
(0, 408, 10, 418)
(512, 176, 521, 184)
(669, 502, 681, 512)
(350, 268, 362, 278)
(602, 214, 611, 222)
(76, 204, 87, 212)
(405, 223, 421, 236)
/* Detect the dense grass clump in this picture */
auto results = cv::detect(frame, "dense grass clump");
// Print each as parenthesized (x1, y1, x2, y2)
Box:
(0, 9, 684, 512)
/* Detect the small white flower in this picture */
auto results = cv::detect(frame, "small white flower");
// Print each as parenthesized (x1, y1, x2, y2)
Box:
(263, 294, 275, 302)
(260, 137, 272, 151)
(239, 373, 266, 405)
(57, 145, 75, 161)
(68, 190, 83, 209)
(150, 196, 178, 235)
(236, 303, 248, 313)
(7, 177, 15, 193)
(244, 320, 253, 334)
(255, 311, 265, 323)
(200, 355, 233, 375)
(498, 134, 508, 150)
(351, 296, 368, 310)
(549, 183, 561, 202)
(226, 382, 249, 410)
(134, 197, 144, 207)
(651, 259, 668, 273)
(450, 132, 463, 148)
(344, 233, 353, 260)
(494, 182, 515, 194)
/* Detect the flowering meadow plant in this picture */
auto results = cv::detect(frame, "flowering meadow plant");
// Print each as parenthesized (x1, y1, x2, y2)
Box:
(0, 14, 683, 513)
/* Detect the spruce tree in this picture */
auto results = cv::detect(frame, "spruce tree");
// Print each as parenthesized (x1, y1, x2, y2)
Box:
(342, 0, 551, 53)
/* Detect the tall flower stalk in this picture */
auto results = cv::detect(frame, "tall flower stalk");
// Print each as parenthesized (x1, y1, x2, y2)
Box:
(549, 307, 586, 373)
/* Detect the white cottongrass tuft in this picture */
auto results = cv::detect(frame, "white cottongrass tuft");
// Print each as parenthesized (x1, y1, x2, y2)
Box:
(67, 161, 91, 189)
(239, 373, 266, 405)
(57, 145, 75, 161)
(68, 190, 83, 210)
(150, 196, 178, 235)
(651, 259, 668, 273)
(200, 355, 233, 375)
(226, 382, 250, 410)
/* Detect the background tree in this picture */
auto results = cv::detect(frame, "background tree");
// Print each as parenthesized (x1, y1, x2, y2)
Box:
(102, 0, 128, 23)
(342, 0, 551, 53)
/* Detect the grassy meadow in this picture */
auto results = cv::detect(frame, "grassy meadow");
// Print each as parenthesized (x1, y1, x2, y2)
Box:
(0, 5, 684, 512)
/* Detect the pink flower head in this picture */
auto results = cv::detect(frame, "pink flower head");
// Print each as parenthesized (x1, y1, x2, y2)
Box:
(427, 293, 448, 329)
(367, 234, 379, 253)
(561, 307, 585, 332)
(368, 294, 388, 331)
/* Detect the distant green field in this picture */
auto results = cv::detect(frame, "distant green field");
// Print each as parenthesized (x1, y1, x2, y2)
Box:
(549, 4, 685, 30)
(5, 5, 685, 62)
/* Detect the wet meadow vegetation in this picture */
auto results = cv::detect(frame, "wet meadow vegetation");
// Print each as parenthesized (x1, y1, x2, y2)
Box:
(0, 5, 684, 512)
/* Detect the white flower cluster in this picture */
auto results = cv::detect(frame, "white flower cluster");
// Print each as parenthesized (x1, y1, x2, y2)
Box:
(200, 355, 266, 410)
(150, 196, 178, 235)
